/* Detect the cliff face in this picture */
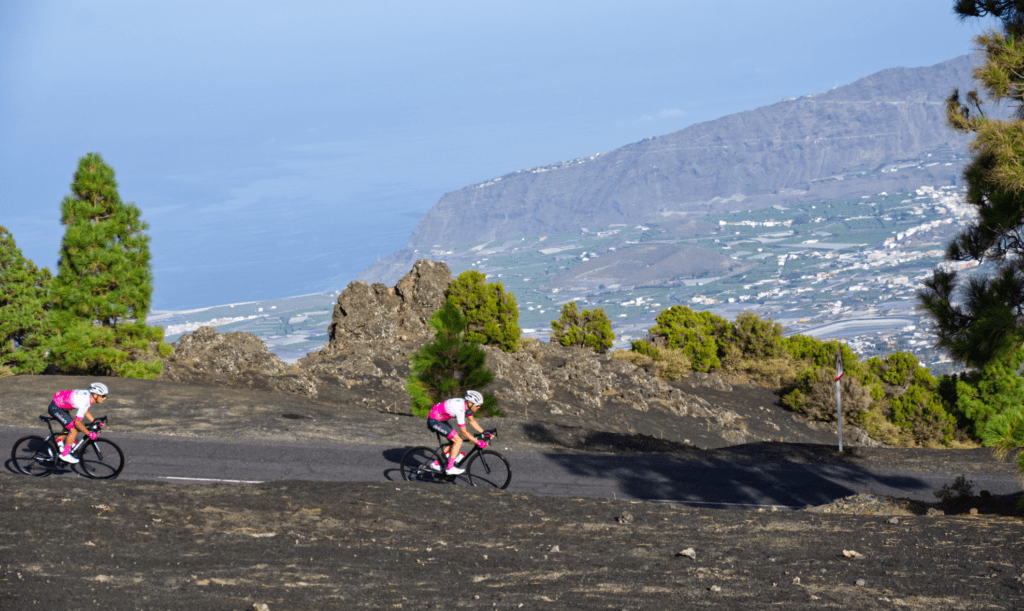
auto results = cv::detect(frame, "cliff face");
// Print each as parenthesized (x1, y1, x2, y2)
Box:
(406, 55, 980, 248)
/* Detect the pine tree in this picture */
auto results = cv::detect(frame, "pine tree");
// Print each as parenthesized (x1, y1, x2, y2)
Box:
(550, 302, 615, 353)
(405, 301, 503, 418)
(445, 270, 521, 352)
(918, 1, 1024, 476)
(0, 227, 52, 374)
(980, 407, 1024, 511)
(918, 3, 1024, 366)
(47, 153, 170, 378)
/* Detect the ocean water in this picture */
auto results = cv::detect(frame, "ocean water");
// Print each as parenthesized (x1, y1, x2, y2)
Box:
(136, 112, 687, 311)
(146, 184, 433, 310)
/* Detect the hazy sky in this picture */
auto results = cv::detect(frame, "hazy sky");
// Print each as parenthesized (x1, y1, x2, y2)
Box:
(0, 1, 995, 310)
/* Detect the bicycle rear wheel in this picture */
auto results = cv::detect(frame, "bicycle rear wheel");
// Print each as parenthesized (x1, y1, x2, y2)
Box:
(400, 446, 448, 483)
(466, 449, 511, 489)
(11, 436, 56, 477)
(76, 438, 125, 479)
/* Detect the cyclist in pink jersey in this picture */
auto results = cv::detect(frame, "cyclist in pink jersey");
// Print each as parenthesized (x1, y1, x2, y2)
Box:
(48, 382, 109, 464)
(426, 390, 491, 475)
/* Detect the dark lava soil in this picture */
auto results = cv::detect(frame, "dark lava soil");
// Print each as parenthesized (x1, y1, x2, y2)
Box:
(3, 476, 1023, 610)
(1, 375, 1023, 610)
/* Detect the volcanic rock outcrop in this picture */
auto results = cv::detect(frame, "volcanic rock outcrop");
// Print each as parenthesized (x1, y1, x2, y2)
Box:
(322, 258, 453, 358)
(161, 325, 319, 398)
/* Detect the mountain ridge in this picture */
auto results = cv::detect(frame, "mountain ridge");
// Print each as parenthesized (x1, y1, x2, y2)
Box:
(406, 54, 978, 247)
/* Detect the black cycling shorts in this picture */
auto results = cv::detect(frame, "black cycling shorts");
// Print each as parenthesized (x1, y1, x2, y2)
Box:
(427, 418, 457, 440)
(48, 401, 75, 429)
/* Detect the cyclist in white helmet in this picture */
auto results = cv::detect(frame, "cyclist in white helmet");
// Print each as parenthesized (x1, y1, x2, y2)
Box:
(47, 382, 109, 464)
(426, 390, 492, 475)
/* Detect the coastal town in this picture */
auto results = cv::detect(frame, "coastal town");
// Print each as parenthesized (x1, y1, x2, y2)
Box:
(152, 185, 978, 374)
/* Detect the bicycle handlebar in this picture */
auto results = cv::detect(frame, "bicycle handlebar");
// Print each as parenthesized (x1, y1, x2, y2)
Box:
(39, 414, 108, 430)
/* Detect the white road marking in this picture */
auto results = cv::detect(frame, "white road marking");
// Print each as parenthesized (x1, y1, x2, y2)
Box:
(652, 499, 802, 510)
(160, 476, 264, 484)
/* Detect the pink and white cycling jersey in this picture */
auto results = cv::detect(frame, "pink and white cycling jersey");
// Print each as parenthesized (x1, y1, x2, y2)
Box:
(52, 390, 91, 419)
(429, 398, 470, 426)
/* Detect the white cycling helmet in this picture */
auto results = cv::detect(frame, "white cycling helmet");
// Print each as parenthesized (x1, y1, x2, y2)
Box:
(465, 390, 484, 406)
(89, 382, 109, 396)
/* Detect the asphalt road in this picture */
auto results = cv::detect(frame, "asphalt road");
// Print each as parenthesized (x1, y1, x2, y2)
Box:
(3, 425, 1018, 510)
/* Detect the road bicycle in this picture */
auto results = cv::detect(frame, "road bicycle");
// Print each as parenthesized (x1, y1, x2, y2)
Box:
(400, 429, 511, 489)
(10, 415, 125, 479)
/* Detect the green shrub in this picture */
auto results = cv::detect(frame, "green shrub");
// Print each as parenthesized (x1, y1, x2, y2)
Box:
(629, 305, 963, 447)
(933, 475, 977, 512)
(550, 302, 614, 353)
(721, 311, 786, 361)
(647, 305, 727, 372)
(630, 338, 661, 361)
(858, 407, 913, 447)
(713, 312, 794, 385)
(784, 335, 865, 381)
(730, 355, 801, 388)
(614, 344, 691, 381)
(889, 383, 957, 447)
(612, 349, 654, 370)
(655, 347, 692, 380)
(950, 345, 1024, 438)
(866, 351, 921, 387)
(782, 367, 873, 425)
(445, 270, 521, 353)
(934, 475, 974, 502)
(779, 334, 962, 447)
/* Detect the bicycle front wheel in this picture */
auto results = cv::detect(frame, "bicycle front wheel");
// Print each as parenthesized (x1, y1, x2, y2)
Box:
(400, 446, 447, 484)
(11, 436, 56, 477)
(76, 438, 125, 479)
(466, 450, 511, 489)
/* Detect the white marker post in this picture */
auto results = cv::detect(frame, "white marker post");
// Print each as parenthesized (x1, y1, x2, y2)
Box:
(835, 346, 844, 452)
